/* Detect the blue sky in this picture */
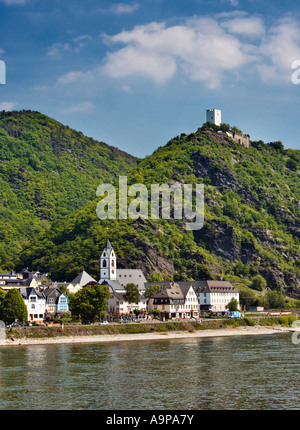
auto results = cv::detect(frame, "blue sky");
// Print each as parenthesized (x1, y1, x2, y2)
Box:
(0, 0, 300, 157)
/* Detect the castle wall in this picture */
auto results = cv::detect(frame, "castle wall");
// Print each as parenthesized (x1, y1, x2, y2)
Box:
(233, 133, 251, 148)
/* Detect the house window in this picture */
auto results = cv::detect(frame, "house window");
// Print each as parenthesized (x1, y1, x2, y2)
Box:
(30, 296, 36, 302)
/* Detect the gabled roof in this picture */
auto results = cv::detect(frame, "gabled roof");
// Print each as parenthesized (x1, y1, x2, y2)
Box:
(101, 269, 147, 292)
(116, 269, 147, 290)
(19, 287, 45, 300)
(146, 280, 237, 298)
(151, 283, 185, 301)
(42, 287, 64, 304)
(196, 280, 238, 293)
(69, 271, 97, 287)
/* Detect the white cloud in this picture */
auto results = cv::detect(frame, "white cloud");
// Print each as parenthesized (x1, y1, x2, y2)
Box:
(0, 101, 17, 111)
(101, 18, 254, 88)
(63, 101, 95, 113)
(100, 14, 300, 88)
(257, 16, 300, 82)
(47, 42, 72, 57)
(47, 35, 92, 57)
(100, 2, 139, 15)
(221, 16, 265, 37)
(57, 70, 94, 85)
(103, 46, 177, 84)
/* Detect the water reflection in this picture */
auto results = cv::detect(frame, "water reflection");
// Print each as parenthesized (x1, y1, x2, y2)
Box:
(0, 334, 299, 410)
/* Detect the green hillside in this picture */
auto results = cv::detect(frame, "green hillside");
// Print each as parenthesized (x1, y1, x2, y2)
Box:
(0, 110, 138, 268)
(16, 123, 300, 299)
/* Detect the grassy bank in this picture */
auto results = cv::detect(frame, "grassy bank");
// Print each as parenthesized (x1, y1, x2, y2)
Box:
(6, 317, 296, 340)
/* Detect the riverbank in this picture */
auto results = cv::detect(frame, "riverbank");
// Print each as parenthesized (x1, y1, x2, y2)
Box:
(0, 324, 294, 347)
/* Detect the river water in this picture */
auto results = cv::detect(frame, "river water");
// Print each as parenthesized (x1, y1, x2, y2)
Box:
(0, 333, 299, 410)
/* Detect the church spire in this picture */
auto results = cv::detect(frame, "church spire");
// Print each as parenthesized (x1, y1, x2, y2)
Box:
(99, 238, 117, 282)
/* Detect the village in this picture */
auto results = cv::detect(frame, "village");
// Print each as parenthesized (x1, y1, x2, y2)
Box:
(0, 238, 242, 325)
(0, 109, 292, 327)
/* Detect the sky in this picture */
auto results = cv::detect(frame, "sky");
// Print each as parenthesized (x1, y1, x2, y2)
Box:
(0, 0, 300, 157)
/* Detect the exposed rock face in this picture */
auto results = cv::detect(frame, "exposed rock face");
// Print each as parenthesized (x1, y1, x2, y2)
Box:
(197, 221, 240, 261)
(191, 152, 237, 190)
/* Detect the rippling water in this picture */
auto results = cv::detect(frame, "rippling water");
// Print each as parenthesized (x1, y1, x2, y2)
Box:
(0, 333, 299, 410)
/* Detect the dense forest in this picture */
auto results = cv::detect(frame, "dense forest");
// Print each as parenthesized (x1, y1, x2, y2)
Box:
(0, 110, 137, 268)
(0, 110, 299, 304)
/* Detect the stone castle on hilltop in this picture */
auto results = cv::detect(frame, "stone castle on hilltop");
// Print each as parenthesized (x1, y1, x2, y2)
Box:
(206, 108, 251, 148)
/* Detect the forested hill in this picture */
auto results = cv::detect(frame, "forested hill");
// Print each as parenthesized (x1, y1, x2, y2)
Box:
(0, 110, 138, 268)
(17, 122, 300, 299)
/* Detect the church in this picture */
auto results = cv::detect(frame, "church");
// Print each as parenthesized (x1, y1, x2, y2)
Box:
(67, 238, 239, 317)
(68, 238, 147, 294)
(98, 238, 147, 293)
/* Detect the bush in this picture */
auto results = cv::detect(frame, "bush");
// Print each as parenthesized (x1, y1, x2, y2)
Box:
(243, 317, 255, 326)
(279, 314, 297, 327)
(250, 275, 266, 291)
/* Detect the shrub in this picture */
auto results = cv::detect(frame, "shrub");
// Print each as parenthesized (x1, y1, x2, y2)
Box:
(279, 314, 297, 327)
(243, 317, 255, 326)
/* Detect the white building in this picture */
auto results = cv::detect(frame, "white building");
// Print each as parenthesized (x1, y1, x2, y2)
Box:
(108, 291, 147, 315)
(149, 282, 200, 319)
(206, 109, 222, 126)
(99, 239, 147, 293)
(19, 287, 46, 323)
(197, 280, 239, 313)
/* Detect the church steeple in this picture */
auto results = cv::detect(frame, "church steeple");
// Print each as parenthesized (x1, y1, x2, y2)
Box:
(100, 238, 117, 282)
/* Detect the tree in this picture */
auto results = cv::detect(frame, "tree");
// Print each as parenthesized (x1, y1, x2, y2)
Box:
(144, 284, 161, 300)
(231, 126, 242, 134)
(150, 272, 163, 282)
(123, 283, 140, 305)
(151, 309, 160, 319)
(220, 123, 230, 133)
(266, 290, 285, 309)
(69, 283, 110, 322)
(251, 275, 267, 291)
(0, 288, 28, 324)
(201, 121, 219, 132)
(193, 264, 215, 280)
(234, 262, 249, 277)
(0, 289, 6, 304)
(226, 297, 239, 312)
(239, 289, 257, 309)
(286, 159, 298, 171)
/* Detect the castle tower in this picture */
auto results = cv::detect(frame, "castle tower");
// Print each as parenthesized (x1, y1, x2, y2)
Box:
(206, 109, 221, 126)
(100, 238, 117, 283)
